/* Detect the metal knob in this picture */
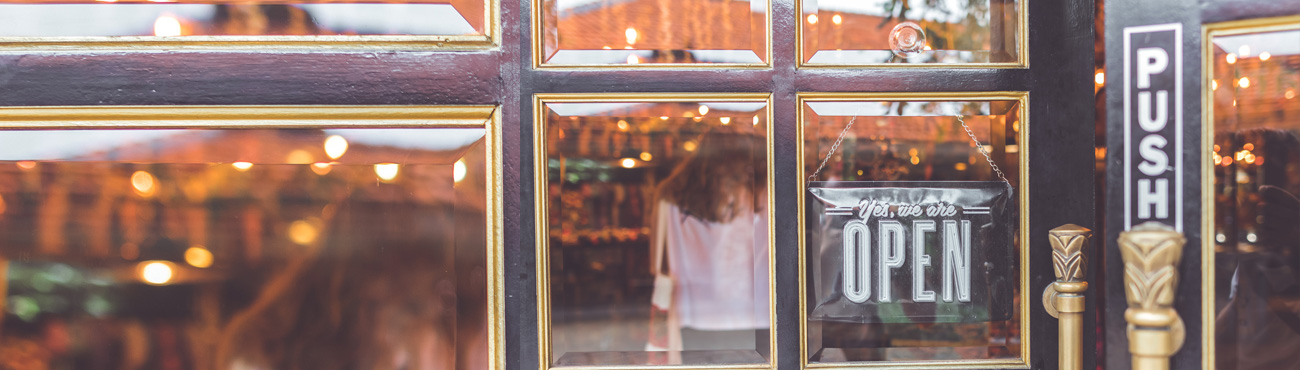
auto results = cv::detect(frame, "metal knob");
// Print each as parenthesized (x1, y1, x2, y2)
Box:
(1118, 222, 1186, 370)
(1042, 224, 1091, 370)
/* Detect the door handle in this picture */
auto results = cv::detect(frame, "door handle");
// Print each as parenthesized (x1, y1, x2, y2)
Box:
(1042, 224, 1091, 370)
(1118, 222, 1186, 370)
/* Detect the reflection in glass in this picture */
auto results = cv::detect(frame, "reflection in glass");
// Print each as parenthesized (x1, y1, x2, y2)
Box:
(802, 99, 1022, 362)
(539, 0, 767, 65)
(1209, 26, 1300, 370)
(0, 128, 490, 370)
(801, 0, 1021, 65)
(0, 2, 485, 38)
(542, 100, 769, 366)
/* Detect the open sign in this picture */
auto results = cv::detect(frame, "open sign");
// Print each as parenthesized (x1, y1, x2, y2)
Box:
(806, 182, 1016, 323)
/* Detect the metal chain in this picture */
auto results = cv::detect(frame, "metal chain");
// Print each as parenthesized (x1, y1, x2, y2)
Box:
(807, 115, 858, 182)
(957, 115, 1014, 195)
(808, 114, 1014, 196)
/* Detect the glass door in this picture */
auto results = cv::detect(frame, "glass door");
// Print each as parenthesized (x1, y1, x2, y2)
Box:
(1106, 1, 1300, 369)
(525, 2, 1097, 370)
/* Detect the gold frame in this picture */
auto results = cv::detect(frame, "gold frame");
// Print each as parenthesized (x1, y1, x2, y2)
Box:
(530, 1, 772, 69)
(0, 0, 500, 51)
(532, 93, 777, 370)
(1200, 15, 1300, 370)
(795, 92, 1031, 369)
(0, 104, 506, 370)
(794, 0, 1028, 69)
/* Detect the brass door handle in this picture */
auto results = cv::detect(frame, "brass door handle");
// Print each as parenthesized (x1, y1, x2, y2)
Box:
(1118, 222, 1186, 370)
(1042, 224, 1090, 370)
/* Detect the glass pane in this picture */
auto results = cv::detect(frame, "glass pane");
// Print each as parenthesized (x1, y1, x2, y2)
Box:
(0, 128, 491, 369)
(802, 98, 1023, 363)
(0, 2, 486, 38)
(801, 0, 1021, 65)
(1209, 25, 1300, 370)
(541, 100, 770, 366)
(539, 0, 767, 65)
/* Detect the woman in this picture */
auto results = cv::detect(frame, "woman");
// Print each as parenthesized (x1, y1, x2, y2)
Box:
(648, 127, 769, 360)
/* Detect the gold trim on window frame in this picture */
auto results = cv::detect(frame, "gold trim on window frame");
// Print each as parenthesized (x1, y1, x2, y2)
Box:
(0, 104, 506, 370)
(0, 0, 500, 51)
(795, 91, 1032, 369)
(1201, 15, 1300, 370)
(530, 1, 773, 69)
(532, 93, 777, 370)
(794, 1, 1028, 69)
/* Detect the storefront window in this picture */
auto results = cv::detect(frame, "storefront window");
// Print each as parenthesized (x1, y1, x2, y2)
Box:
(537, 0, 768, 66)
(1207, 22, 1300, 370)
(537, 96, 771, 366)
(800, 0, 1023, 66)
(800, 94, 1025, 364)
(0, 124, 494, 369)
(0, 1, 491, 46)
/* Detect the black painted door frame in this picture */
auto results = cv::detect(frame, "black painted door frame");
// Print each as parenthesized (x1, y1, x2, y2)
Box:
(1104, 1, 1300, 370)
(0, 1, 1097, 369)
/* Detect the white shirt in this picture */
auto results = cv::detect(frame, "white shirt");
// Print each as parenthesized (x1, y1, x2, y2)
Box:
(657, 200, 770, 331)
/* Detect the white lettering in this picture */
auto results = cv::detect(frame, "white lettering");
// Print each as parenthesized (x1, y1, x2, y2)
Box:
(1138, 90, 1169, 132)
(1136, 47, 1168, 89)
(942, 220, 973, 302)
(835, 200, 980, 303)
(1137, 178, 1169, 219)
(912, 220, 936, 303)
(1138, 135, 1169, 176)
(878, 219, 906, 302)
(842, 220, 871, 303)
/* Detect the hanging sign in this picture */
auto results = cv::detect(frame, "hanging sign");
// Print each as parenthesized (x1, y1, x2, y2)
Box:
(806, 181, 1015, 324)
(1123, 23, 1183, 232)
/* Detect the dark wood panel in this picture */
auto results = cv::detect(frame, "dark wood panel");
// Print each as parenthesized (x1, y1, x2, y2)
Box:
(0, 52, 503, 106)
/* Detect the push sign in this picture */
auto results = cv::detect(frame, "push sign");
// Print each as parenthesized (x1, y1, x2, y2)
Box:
(806, 182, 1015, 324)
(1123, 23, 1183, 231)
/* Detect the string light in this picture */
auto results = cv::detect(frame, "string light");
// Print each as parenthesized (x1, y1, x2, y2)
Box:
(374, 163, 400, 182)
(153, 15, 181, 37)
(288, 219, 320, 245)
(311, 162, 332, 175)
(807, 14, 819, 24)
(131, 171, 157, 197)
(185, 246, 213, 268)
(140, 261, 174, 285)
(324, 135, 349, 159)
